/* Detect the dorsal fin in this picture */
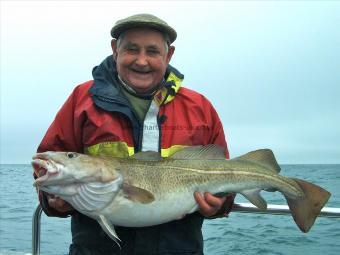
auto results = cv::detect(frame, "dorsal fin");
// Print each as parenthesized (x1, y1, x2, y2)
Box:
(170, 145, 226, 159)
(232, 149, 281, 173)
(130, 151, 163, 161)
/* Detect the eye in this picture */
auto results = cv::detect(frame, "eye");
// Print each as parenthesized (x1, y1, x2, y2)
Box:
(66, 152, 77, 159)
(147, 49, 160, 56)
(126, 47, 138, 54)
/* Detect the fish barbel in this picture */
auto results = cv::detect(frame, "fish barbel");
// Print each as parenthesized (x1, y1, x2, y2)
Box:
(32, 145, 330, 244)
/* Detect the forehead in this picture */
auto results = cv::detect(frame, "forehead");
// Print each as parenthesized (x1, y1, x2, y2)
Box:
(119, 28, 166, 47)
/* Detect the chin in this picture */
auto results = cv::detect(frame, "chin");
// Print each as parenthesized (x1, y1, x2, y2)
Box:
(135, 86, 154, 93)
(129, 81, 154, 92)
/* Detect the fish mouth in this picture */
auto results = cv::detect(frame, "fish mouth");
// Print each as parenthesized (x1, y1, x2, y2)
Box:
(32, 154, 64, 186)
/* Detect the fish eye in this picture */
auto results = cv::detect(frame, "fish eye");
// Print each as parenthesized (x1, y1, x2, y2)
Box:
(66, 152, 77, 159)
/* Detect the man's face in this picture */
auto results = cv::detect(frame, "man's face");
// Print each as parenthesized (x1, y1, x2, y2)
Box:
(112, 28, 175, 93)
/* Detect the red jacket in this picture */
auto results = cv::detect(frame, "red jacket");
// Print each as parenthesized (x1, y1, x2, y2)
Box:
(36, 56, 229, 216)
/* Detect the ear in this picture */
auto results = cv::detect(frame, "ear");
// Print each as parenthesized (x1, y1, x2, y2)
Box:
(166, 46, 175, 64)
(111, 39, 118, 60)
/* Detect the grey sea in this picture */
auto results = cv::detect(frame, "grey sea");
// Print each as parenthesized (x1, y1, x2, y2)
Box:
(0, 164, 339, 255)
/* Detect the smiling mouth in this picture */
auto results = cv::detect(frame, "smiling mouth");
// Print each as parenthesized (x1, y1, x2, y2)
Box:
(131, 68, 152, 75)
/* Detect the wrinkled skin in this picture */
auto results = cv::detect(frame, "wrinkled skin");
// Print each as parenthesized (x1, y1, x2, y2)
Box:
(111, 28, 175, 93)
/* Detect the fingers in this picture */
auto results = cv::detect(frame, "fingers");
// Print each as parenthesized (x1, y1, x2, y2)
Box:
(48, 196, 74, 213)
(194, 192, 227, 217)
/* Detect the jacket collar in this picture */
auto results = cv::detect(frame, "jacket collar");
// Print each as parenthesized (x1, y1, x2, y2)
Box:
(89, 55, 184, 106)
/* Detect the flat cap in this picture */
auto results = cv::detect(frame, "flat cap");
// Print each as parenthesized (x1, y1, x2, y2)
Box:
(111, 13, 177, 44)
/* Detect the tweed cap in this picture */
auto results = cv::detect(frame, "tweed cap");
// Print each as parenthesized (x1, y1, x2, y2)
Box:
(111, 14, 177, 44)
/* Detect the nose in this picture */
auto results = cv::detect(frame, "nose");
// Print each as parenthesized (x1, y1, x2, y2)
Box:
(134, 52, 148, 67)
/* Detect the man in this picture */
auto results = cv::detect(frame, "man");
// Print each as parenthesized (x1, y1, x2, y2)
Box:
(34, 14, 235, 255)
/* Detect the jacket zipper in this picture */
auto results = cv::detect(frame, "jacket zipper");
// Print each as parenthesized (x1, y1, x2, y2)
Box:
(96, 95, 143, 153)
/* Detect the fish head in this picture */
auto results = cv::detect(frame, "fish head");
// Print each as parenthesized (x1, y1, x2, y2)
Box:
(32, 151, 123, 214)
(32, 151, 118, 190)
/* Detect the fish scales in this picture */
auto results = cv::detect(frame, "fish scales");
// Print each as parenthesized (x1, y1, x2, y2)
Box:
(117, 159, 304, 199)
(32, 145, 331, 244)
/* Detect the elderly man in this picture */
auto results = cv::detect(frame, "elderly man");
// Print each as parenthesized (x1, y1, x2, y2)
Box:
(35, 14, 235, 255)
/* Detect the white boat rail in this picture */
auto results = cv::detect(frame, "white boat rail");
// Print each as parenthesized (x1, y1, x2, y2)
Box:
(32, 204, 43, 255)
(232, 203, 340, 217)
(32, 203, 340, 255)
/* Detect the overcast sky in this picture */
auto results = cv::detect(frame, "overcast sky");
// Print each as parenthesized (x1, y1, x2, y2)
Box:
(1, 0, 339, 164)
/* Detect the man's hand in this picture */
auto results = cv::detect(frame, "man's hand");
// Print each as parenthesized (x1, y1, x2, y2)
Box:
(47, 194, 74, 213)
(194, 192, 227, 217)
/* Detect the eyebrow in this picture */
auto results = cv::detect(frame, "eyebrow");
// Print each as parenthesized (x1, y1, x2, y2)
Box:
(122, 42, 138, 48)
(146, 45, 161, 50)
(122, 41, 162, 50)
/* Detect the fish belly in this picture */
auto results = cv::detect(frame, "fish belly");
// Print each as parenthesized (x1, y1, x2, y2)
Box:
(101, 190, 198, 227)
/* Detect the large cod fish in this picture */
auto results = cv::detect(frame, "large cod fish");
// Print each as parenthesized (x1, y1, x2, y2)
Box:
(32, 145, 330, 244)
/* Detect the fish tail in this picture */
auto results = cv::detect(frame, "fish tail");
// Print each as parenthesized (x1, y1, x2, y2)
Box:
(284, 178, 331, 233)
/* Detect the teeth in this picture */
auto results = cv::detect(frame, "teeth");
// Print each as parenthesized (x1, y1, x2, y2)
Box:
(32, 159, 59, 174)
(31, 158, 60, 188)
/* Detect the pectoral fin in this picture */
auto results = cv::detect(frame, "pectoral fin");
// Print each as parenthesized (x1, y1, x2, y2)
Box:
(122, 183, 155, 204)
(242, 189, 267, 210)
(97, 215, 121, 247)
